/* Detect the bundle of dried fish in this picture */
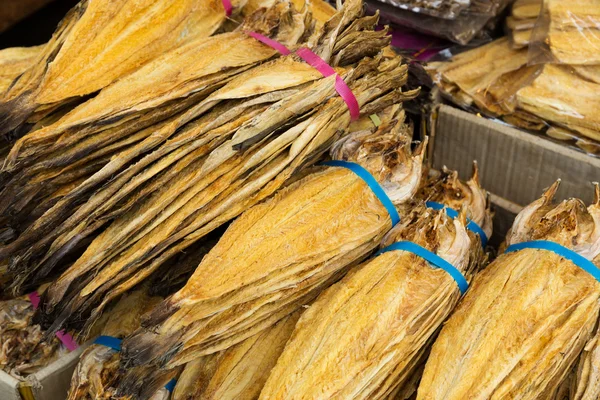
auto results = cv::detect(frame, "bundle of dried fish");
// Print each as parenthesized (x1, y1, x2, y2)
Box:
(0, 0, 322, 295)
(67, 289, 164, 400)
(418, 182, 600, 399)
(24, 1, 413, 341)
(0, 0, 246, 137)
(259, 169, 491, 400)
(172, 310, 301, 400)
(118, 102, 423, 383)
(0, 289, 66, 379)
(571, 323, 600, 400)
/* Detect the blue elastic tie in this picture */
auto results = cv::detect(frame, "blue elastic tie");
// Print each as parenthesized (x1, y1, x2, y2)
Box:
(505, 240, 600, 283)
(426, 201, 488, 247)
(376, 241, 469, 294)
(94, 335, 122, 351)
(164, 379, 177, 393)
(322, 160, 400, 226)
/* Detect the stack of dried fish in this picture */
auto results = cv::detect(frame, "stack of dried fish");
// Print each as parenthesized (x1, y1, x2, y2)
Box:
(506, 0, 541, 49)
(571, 323, 600, 399)
(0, 0, 246, 138)
(417, 182, 600, 399)
(67, 289, 168, 400)
(5, 0, 416, 341)
(118, 102, 424, 392)
(173, 310, 302, 400)
(429, 38, 600, 155)
(259, 168, 491, 400)
(0, 287, 66, 379)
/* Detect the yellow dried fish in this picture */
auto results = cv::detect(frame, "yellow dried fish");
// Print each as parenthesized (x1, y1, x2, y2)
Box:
(188, 310, 302, 400)
(517, 64, 600, 141)
(259, 169, 491, 400)
(418, 182, 600, 400)
(572, 324, 600, 400)
(0, 45, 43, 94)
(121, 105, 424, 374)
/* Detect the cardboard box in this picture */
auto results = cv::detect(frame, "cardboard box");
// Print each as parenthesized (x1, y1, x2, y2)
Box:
(0, 344, 87, 400)
(430, 105, 600, 244)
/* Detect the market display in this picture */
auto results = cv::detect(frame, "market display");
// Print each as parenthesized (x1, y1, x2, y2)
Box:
(417, 182, 600, 399)
(1, 0, 600, 399)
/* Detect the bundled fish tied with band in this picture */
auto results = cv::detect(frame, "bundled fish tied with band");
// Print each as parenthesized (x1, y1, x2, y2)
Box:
(119, 105, 424, 377)
(418, 182, 600, 400)
(259, 168, 491, 400)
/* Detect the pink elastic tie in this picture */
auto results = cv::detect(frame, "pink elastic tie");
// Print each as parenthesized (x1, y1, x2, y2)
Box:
(56, 330, 78, 351)
(296, 47, 360, 120)
(246, 31, 291, 55)
(28, 291, 41, 309)
(222, 0, 233, 16)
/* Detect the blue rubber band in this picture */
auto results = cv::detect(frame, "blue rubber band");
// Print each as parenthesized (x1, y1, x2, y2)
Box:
(322, 160, 400, 226)
(505, 240, 600, 283)
(376, 241, 469, 294)
(426, 201, 489, 247)
(164, 379, 177, 393)
(94, 335, 122, 351)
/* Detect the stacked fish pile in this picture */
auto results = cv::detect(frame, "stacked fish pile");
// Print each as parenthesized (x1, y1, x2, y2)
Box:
(429, 35, 600, 155)
(506, 0, 541, 49)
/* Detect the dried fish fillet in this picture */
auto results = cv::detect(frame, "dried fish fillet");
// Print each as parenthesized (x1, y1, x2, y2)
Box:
(517, 64, 600, 141)
(572, 324, 600, 400)
(259, 169, 491, 400)
(511, 0, 541, 19)
(418, 182, 600, 400)
(119, 105, 424, 376)
(0, 45, 43, 94)
(193, 310, 301, 400)
(0, 0, 238, 135)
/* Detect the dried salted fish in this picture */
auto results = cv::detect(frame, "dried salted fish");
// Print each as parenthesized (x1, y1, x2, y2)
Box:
(1, 0, 319, 295)
(176, 310, 302, 400)
(517, 64, 600, 141)
(571, 323, 600, 400)
(30, 2, 411, 343)
(259, 169, 491, 400)
(418, 182, 600, 400)
(511, 0, 541, 19)
(67, 289, 162, 400)
(545, 0, 600, 65)
(0, 0, 241, 135)
(0, 45, 43, 94)
(119, 102, 423, 381)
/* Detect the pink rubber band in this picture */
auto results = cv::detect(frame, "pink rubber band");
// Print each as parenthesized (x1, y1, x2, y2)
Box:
(222, 0, 233, 16)
(56, 330, 78, 351)
(28, 291, 41, 309)
(296, 47, 360, 120)
(246, 31, 291, 55)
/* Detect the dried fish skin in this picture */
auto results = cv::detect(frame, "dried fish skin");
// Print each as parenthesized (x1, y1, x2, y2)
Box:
(196, 310, 301, 400)
(418, 183, 600, 400)
(259, 206, 478, 400)
(173, 354, 223, 400)
(572, 323, 600, 400)
(120, 107, 424, 370)
(0, 45, 43, 94)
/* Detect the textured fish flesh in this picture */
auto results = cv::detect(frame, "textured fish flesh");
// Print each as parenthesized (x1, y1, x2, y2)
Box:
(517, 64, 600, 141)
(418, 182, 600, 400)
(259, 168, 491, 400)
(119, 103, 424, 377)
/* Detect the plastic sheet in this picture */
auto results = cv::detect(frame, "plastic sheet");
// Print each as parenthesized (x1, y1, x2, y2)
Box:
(529, 0, 600, 65)
(369, 0, 502, 44)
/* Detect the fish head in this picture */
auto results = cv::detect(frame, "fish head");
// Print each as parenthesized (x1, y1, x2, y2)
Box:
(381, 205, 471, 268)
(418, 162, 493, 239)
(331, 117, 425, 206)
